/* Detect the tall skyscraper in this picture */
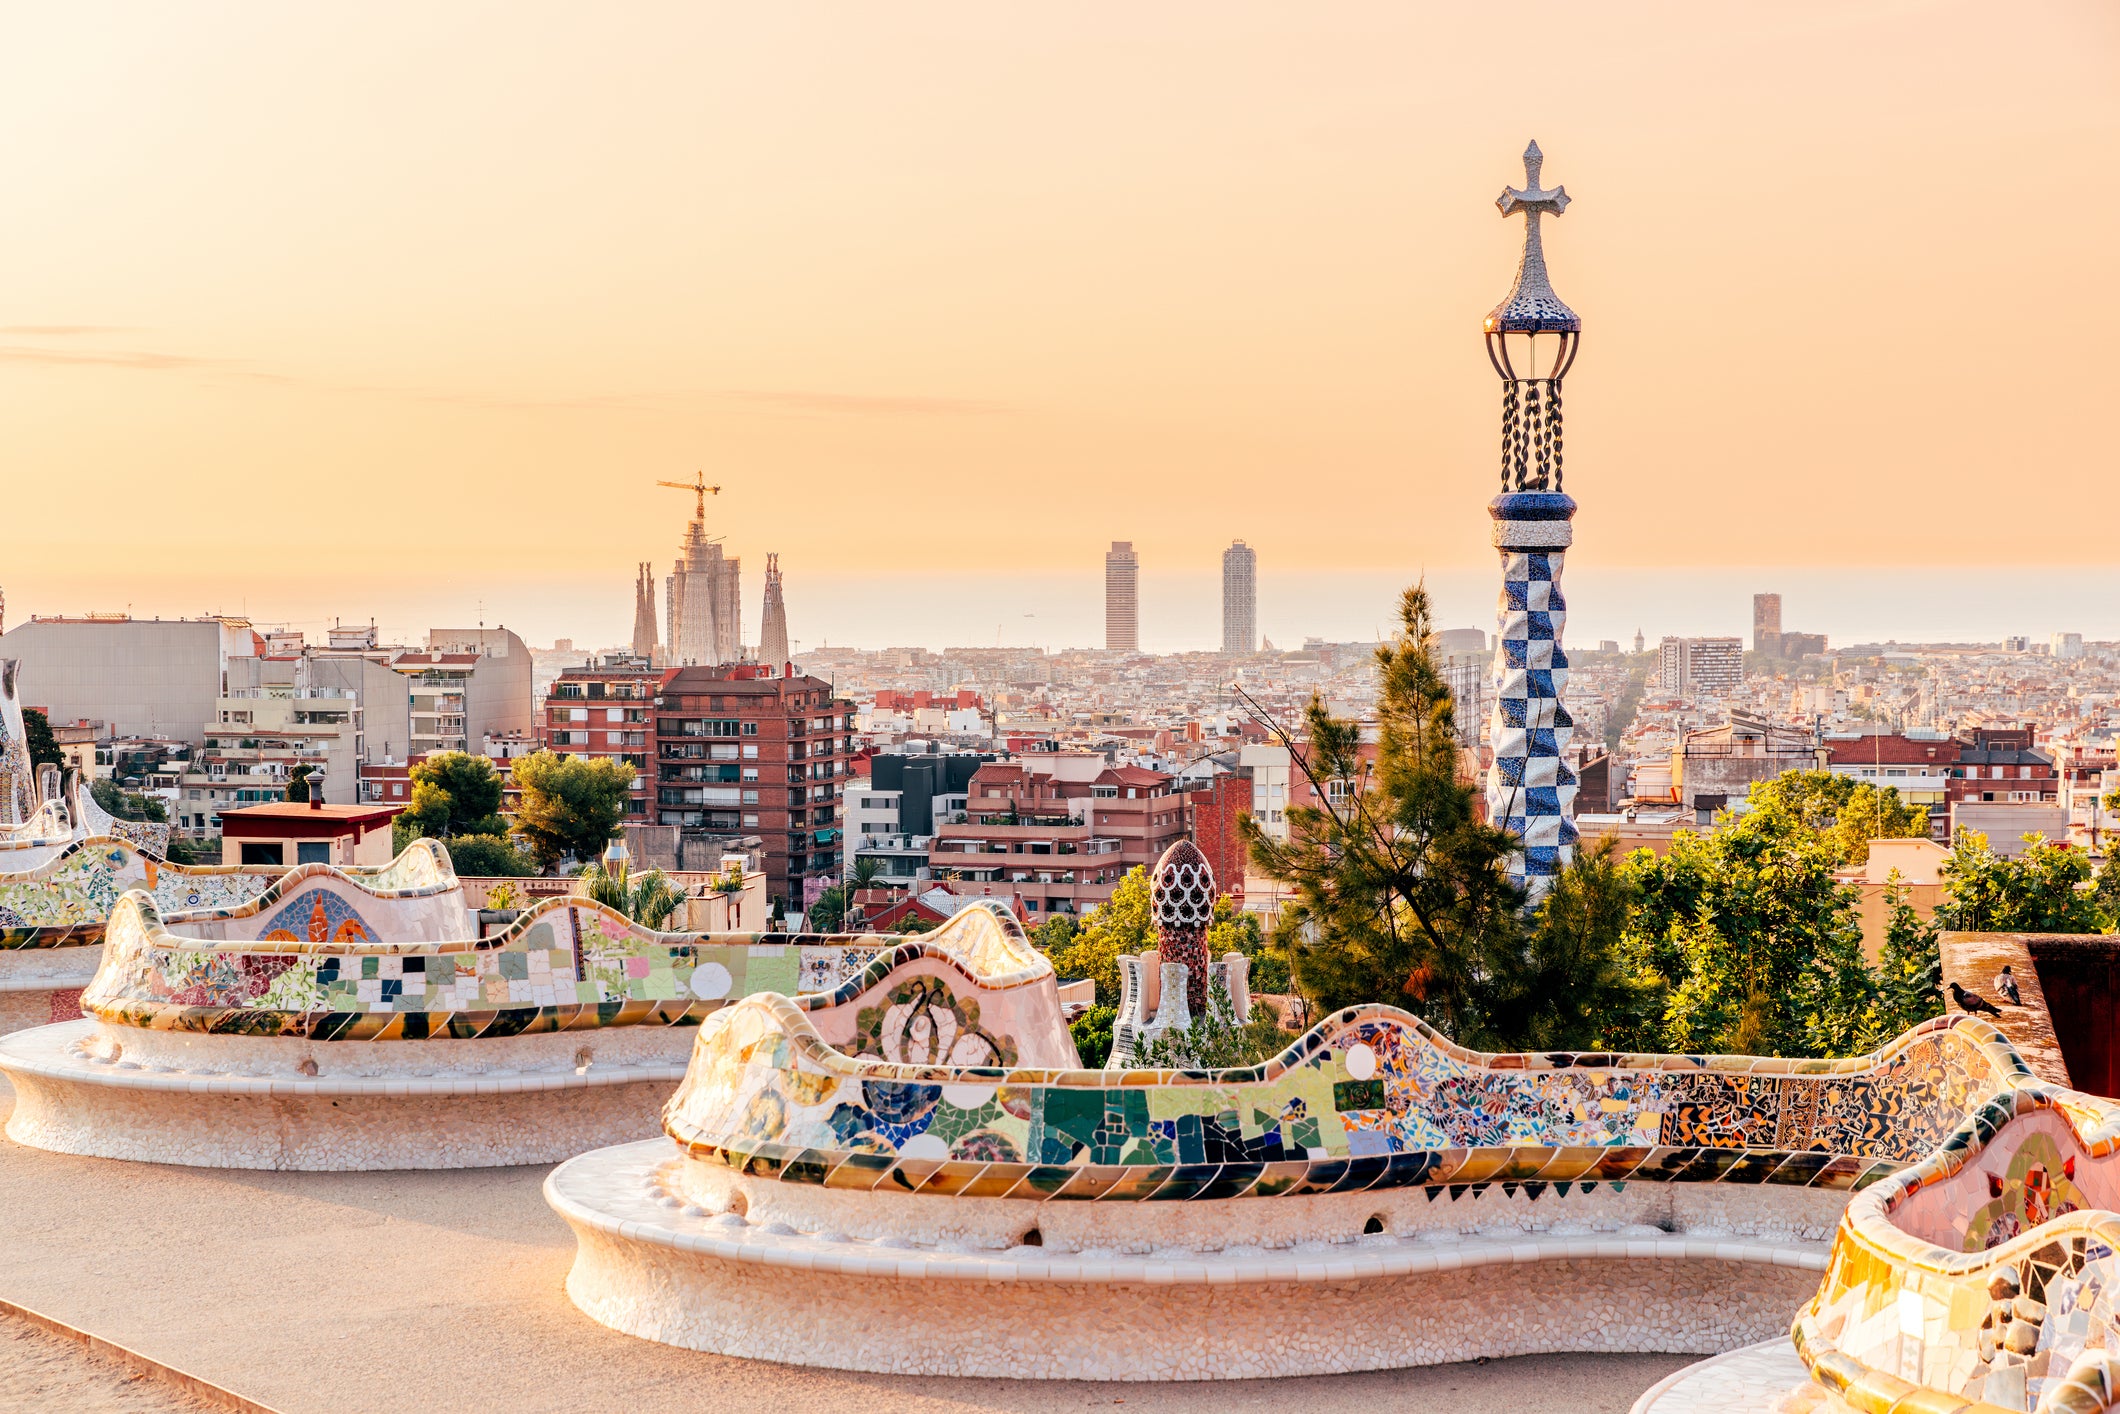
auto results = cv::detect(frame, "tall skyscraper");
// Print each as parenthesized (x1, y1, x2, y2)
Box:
(1480, 141, 1581, 901)
(663, 483, 741, 667)
(1752, 593, 1782, 655)
(631, 562, 660, 663)
(1105, 541, 1139, 653)
(1221, 540, 1257, 654)
(758, 553, 790, 667)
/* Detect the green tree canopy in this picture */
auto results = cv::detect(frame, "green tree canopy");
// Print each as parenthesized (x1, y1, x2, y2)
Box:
(285, 763, 316, 804)
(398, 752, 508, 840)
(443, 833, 537, 878)
(1862, 871, 1943, 1047)
(1618, 803, 1876, 1057)
(507, 750, 634, 869)
(1939, 830, 2104, 934)
(1244, 583, 1638, 1052)
(575, 857, 687, 930)
(89, 777, 168, 824)
(22, 708, 62, 771)
(807, 883, 848, 932)
(1744, 771, 1930, 867)
(1046, 866, 1152, 1006)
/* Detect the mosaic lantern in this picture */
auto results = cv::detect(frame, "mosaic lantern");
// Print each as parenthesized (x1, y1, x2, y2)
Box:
(1482, 141, 1581, 901)
(1149, 838, 1215, 1014)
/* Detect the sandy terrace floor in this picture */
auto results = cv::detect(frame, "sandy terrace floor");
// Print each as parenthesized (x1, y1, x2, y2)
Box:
(1, 1311, 225, 1414)
(0, 1079, 1692, 1413)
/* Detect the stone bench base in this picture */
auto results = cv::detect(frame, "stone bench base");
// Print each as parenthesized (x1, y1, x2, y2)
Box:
(0, 1020, 693, 1170)
(0, 945, 98, 1037)
(1628, 1340, 1814, 1413)
(548, 1139, 1831, 1380)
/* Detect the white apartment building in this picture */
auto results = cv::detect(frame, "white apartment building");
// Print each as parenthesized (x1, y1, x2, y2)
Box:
(1240, 742, 1294, 841)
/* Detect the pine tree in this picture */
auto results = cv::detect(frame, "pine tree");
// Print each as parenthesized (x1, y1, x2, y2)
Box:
(1243, 582, 1637, 1051)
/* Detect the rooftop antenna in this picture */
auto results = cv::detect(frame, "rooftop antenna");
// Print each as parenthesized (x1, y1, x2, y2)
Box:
(656, 471, 721, 522)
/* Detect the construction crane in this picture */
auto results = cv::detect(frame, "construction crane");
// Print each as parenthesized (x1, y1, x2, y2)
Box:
(656, 472, 721, 522)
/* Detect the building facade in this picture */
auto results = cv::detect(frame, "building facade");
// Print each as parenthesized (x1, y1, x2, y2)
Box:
(542, 655, 668, 820)
(1105, 541, 1139, 653)
(0, 615, 258, 741)
(653, 666, 852, 910)
(1221, 541, 1257, 655)
(667, 521, 741, 668)
(758, 553, 791, 667)
(1753, 593, 1782, 654)
(1656, 636, 1744, 699)
(631, 563, 660, 663)
(931, 757, 1185, 918)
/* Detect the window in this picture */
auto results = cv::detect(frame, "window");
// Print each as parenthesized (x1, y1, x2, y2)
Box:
(569, 708, 588, 723)
(742, 768, 758, 782)
(296, 841, 331, 865)
(741, 744, 758, 758)
(607, 708, 624, 723)
(742, 722, 758, 735)
(742, 814, 759, 827)
(742, 790, 759, 804)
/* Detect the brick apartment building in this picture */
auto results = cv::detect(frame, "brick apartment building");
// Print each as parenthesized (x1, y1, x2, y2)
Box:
(929, 756, 1187, 918)
(654, 665, 854, 910)
(541, 655, 669, 820)
(1184, 772, 1249, 900)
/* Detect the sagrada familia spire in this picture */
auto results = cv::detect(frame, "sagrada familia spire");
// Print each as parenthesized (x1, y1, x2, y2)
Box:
(630, 563, 659, 663)
(1481, 141, 1582, 900)
(758, 553, 790, 667)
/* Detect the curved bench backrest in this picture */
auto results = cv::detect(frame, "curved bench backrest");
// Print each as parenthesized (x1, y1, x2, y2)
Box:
(79, 890, 1063, 1044)
(0, 836, 459, 948)
(790, 902, 1075, 1069)
(664, 1002, 2029, 1201)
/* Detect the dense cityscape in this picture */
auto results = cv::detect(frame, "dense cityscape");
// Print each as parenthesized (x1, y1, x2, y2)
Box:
(1, 6, 2116, 1412)
(4, 486, 2112, 931)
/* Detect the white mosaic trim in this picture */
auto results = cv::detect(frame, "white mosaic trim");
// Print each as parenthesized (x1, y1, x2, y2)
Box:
(0, 1022, 692, 1169)
(550, 1139, 1832, 1285)
(0, 943, 100, 989)
(0, 1020, 688, 1096)
(1491, 520, 1573, 549)
(1628, 1339, 1808, 1413)
(552, 1139, 1826, 1380)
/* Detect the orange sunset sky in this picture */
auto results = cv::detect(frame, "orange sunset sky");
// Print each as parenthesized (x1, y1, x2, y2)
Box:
(2, 2, 2115, 652)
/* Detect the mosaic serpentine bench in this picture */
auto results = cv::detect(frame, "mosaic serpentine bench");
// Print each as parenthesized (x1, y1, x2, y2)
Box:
(0, 837, 458, 1036)
(548, 992, 2024, 1379)
(0, 896, 1057, 1171)
(1785, 1074, 2120, 1412)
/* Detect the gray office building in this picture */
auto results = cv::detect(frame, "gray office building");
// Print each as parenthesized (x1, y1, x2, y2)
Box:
(1105, 542, 1139, 653)
(1221, 541, 1257, 654)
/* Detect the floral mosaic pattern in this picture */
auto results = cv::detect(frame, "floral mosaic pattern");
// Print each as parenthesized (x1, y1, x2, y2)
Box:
(0, 837, 455, 948)
(848, 977, 1018, 1068)
(664, 1004, 2027, 1203)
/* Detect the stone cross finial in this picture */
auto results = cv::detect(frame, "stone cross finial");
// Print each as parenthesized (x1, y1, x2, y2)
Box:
(1497, 140, 1569, 221)
(1486, 140, 1581, 336)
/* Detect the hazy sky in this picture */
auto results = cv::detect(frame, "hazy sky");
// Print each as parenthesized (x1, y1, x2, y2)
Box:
(2, 3, 2115, 652)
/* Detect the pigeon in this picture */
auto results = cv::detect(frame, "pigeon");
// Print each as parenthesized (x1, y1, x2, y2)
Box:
(1995, 966, 2022, 1006)
(1950, 981, 2003, 1018)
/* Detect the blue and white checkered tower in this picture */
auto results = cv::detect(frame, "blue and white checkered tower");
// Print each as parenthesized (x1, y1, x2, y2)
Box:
(1482, 141, 1582, 900)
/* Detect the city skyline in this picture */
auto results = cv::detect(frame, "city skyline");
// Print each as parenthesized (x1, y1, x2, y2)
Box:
(1, 2, 2113, 651)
